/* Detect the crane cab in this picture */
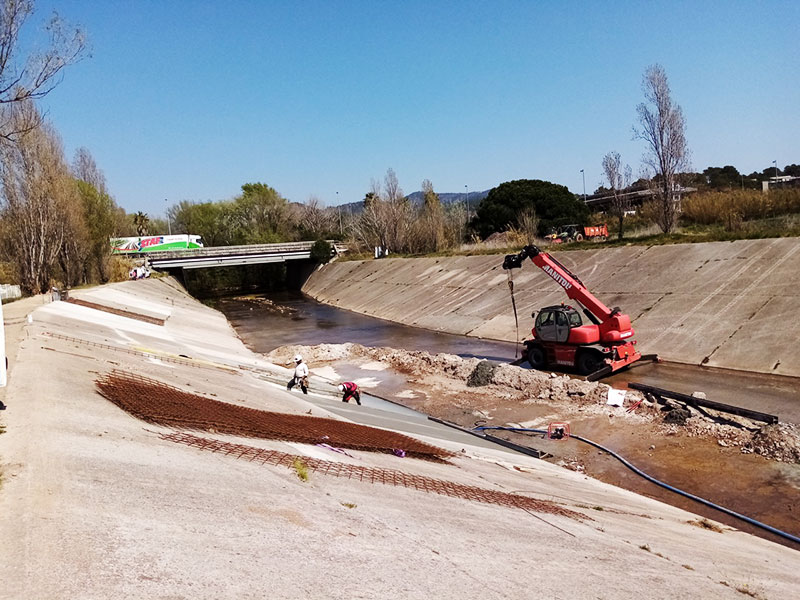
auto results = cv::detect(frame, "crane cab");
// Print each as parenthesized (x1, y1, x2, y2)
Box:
(533, 305, 600, 345)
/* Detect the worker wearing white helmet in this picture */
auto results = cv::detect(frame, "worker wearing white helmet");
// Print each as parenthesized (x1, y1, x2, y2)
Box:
(338, 381, 361, 405)
(286, 354, 309, 394)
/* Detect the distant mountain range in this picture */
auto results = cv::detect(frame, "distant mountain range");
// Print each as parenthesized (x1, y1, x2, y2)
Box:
(335, 189, 489, 213)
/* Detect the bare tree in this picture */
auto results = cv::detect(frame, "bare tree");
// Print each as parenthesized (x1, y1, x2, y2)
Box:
(0, 101, 79, 293)
(602, 151, 633, 240)
(0, 0, 87, 141)
(353, 169, 414, 254)
(634, 64, 689, 233)
(352, 190, 388, 251)
(72, 147, 106, 193)
(300, 195, 335, 238)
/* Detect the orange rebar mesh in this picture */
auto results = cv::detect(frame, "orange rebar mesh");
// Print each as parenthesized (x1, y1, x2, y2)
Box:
(161, 431, 583, 520)
(95, 370, 454, 461)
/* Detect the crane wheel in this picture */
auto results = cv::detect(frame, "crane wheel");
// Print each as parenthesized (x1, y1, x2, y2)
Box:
(527, 344, 547, 370)
(577, 350, 604, 375)
(574, 233, 584, 242)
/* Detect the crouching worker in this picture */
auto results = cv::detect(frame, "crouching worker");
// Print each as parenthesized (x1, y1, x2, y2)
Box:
(287, 354, 309, 394)
(338, 381, 361, 405)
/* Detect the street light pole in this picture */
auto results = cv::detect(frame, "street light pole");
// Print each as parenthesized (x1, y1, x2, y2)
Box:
(465, 184, 469, 220)
(580, 169, 586, 202)
(336, 192, 342, 235)
(165, 199, 171, 235)
(773, 160, 778, 180)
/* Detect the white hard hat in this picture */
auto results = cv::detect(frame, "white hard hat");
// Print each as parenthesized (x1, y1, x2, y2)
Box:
(338, 384, 344, 392)
(294, 355, 303, 362)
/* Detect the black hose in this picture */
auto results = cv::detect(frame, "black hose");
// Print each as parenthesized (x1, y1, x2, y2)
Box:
(474, 425, 800, 547)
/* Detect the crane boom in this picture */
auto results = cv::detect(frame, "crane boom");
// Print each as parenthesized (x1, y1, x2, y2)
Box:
(503, 245, 614, 322)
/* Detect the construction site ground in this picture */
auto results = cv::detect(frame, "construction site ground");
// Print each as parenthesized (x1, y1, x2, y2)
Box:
(1, 278, 798, 599)
(265, 343, 800, 549)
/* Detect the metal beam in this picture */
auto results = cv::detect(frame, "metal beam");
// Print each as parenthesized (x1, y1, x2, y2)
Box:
(628, 382, 778, 424)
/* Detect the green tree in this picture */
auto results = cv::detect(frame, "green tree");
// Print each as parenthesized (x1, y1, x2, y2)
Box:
(229, 182, 290, 244)
(703, 165, 741, 189)
(471, 179, 588, 239)
(133, 211, 150, 236)
(170, 200, 226, 246)
(783, 164, 800, 177)
(76, 180, 116, 281)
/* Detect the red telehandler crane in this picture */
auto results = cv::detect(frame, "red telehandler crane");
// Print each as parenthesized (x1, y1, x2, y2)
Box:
(502, 245, 643, 379)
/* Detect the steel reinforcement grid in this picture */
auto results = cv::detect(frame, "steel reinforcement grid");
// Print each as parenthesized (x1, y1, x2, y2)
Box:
(96, 370, 454, 461)
(161, 431, 583, 520)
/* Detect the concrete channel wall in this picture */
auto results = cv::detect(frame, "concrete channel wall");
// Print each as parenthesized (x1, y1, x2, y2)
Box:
(303, 237, 800, 377)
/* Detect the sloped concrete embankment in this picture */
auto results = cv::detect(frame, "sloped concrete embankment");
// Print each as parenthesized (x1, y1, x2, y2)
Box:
(303, 238, 800, 377)
(2, 277, 799, 597)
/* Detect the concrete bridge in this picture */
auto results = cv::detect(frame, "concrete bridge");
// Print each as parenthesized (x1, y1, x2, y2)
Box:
(141, 240, 346, 289)
(143, 241, 346, 270)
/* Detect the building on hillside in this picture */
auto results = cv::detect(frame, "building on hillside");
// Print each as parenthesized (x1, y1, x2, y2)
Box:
(583, 185, 697, 213)
(762, 176, 800, 192)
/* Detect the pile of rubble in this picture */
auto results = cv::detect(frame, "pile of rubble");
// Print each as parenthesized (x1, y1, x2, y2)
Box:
(742, 423, 800, 463)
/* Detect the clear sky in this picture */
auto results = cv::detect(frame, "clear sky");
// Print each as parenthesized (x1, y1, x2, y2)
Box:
(33, 0, 800, 217)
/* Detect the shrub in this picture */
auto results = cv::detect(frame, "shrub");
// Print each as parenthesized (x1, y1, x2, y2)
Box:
(310, 239, 333, 264)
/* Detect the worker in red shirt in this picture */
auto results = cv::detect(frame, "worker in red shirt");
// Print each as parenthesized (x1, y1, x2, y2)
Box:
(338, 382, 361, 405)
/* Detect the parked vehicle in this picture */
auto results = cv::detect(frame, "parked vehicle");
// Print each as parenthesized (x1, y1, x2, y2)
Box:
(110, 234, 204, 253)
(545, 223, 608, 243)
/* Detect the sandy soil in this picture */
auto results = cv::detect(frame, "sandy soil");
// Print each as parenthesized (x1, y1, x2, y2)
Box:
(268, 343, 800, 547)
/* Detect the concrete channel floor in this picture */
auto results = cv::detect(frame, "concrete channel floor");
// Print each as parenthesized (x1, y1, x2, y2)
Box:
(0, 279, 798, 599)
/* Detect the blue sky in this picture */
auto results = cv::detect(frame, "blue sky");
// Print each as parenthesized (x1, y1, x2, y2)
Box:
(33, 0, 800, 216)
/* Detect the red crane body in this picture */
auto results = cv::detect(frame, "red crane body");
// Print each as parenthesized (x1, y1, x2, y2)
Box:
(503, 245, 641, 376)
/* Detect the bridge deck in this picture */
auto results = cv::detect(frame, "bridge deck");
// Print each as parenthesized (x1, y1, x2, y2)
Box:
(136, 241, 346, 269)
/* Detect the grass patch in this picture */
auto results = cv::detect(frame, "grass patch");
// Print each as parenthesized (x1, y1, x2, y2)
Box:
(341, 502, 357, 509)
(291, 458, 309, 482)
(682, 564, 694, 571)
(639, 544, 651, 552)
(0, 423, 6, 435)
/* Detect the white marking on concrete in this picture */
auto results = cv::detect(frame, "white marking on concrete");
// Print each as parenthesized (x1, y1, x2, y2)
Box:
(353, 377, 380, 388)
(360, 361, 388, 371)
